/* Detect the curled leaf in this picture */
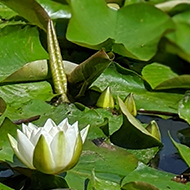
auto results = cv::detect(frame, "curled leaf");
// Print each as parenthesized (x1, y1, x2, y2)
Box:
(68, 49, 114, 99)
(124, 93, 137, 116)
(96, 87, 114, 109)
(47, 20, 69, 103)
(146, 120, 161, 142)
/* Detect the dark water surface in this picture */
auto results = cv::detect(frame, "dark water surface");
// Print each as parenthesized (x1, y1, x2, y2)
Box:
(138, 115, 189, 174)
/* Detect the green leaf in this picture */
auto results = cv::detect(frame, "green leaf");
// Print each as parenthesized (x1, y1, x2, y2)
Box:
(66, 140, 138, 190)
(142, 62, 190, 90)
(110, 98, 162, 149)
(96, 87, 115, 109)
(0, 81, 54, 124)
(68, 49, 114, 99)
(87, 170, 120, 190)
(142, 62, 178, 89)
(121, 162, 190, 190)
(0, 182, 14, 190)
(2, 60, 49, 83)
(178, 90, 190, 124)
(92, 62, 183, 113)
(1, 59, 78, 84)
(113, 3, 174, 61)
(0, 118, 18, 162)
(146, 120, 161, 141)
(166, 10, 190, 62)
(37, 0, 71, 20)
(27, 170, 69, 190)
(0, 97, 6, 116)
(124, 93, 137, 116)
(66, 0, 116, 48)
(155, 75, 190, 90)
(155, 0, 190, 14)
(122, 181, 159, 190)
(127, 147, 159, 164)
(0, 25, 48, 82)
(0, 2, 17, 19)
(0, 0, 50, 31)
(169, 131, 190, 167)
(0, 82, 53, 105)
(67, 1, 174, 60)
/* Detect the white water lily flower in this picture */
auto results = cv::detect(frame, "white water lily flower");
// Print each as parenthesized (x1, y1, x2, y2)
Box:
(8, 118, 89, 174)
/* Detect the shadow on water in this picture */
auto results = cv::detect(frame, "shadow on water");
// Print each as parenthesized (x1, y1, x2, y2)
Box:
(137, 115, 189, 174)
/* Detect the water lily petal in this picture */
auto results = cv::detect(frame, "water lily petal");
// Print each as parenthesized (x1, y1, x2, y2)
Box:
(61, 124, 79, 168)
(42, 130, 54, 145)
(80, 125, 90, 144)
(30, 127, 43, 146)
(58, 118, 69, 131)
(33, 134, 55, 174)
(8, 134, 30, 168)
(50, 131, 68, 173)
(43, 118, 56, 132)
(65, 123, 78, 149)
(49, 126, 59, 138)
(22, 124, 31, 138)
(17, 130, 35, 169)
(64, 133, 83, 171)
(71, 121, 79, 136)
(22, 123, 38, 139)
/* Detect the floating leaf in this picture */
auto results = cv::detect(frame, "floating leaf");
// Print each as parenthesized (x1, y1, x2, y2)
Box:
(65, 140, 138, 190)
(0, 118, 18, 162)
(0, 97, 6, 116)
(0, 0, 49, 31)
(87, 170, 120, 190)
(122, 181, 159, 190)
(166, 10, 190, 62)
(169, 131, 190, 167)
(92, 62, 183, 113)
(110, 97, 162, 149)
(141, 62, 178, 89)
(67, 1, 174, 60)
(0, 25, 48, 82)
(178, 90, 190, 124)
(121, 162, 190, 190)
(155, 0, 190, 14)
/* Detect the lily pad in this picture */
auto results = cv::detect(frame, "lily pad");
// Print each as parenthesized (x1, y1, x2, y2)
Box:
(66, 140, 138, 190)
(67, 0, 173, 61)
(0, 25, 48, 82)
(178, 90, 190, 124)
(92, 62, 183, 113)
(0, 118, 18, 162)
(169, 132, 190, 167)
(0, 0, 49, 31)
(166, 10, 190, 62)
(121, 162, 190, 190)
(142, 62, 178, 89)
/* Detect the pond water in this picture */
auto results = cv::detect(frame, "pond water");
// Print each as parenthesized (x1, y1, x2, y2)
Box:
(138, 115, 189, 174)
